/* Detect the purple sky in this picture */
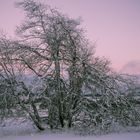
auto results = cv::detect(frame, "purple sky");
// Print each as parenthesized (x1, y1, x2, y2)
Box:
(0, 0, 140, 72)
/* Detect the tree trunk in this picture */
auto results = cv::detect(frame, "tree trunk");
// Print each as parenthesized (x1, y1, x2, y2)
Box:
(54, 44, 64, 128)
(31, 102, 42, 126)
(29, 112, 45, 131)
(19, 102, 45, 131)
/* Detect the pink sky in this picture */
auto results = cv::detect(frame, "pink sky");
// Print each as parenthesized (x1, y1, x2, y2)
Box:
(0, 0, 140, 72)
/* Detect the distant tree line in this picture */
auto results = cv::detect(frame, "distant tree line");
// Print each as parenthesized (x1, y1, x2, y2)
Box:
(0, 0, 140, 134)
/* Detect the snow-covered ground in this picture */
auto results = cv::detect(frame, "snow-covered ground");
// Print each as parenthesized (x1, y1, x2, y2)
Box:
(0, 118, 140, 140)
(1, 132, 140, 140)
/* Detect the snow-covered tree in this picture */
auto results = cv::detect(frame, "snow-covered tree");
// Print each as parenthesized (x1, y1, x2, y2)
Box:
(0, 0, 139, 133)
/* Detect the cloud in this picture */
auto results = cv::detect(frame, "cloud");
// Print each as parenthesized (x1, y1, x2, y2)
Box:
(120, 60, 140, 75)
